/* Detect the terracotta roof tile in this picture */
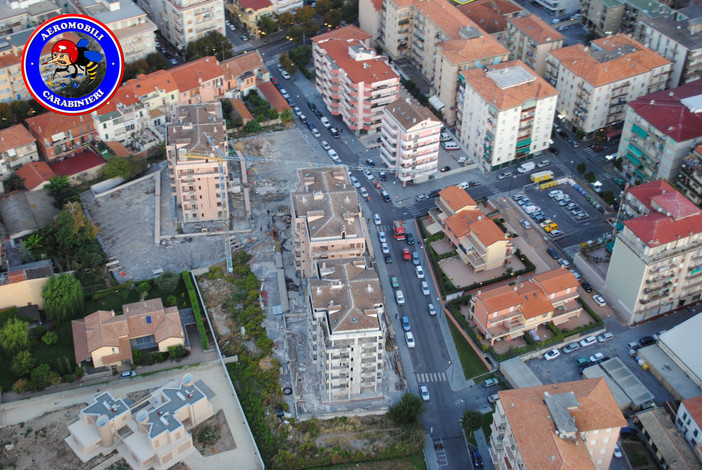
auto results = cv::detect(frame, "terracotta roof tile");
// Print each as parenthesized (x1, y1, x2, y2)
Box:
(532, 267, 579, 294)
(457, 0, 523, 34)
(370, 0, 383, 10)
(126, 69, 179, 95)
(682, 396, 702, 426)
(627, 179, 675, 210)
(220, 51, 264, 81)
(49, 149, 105, 176)
(96, 83, 140, 115)
(549, 34, 670, 87)
(460, 60, 558, 110)
(439, 35, 509, 65)
(25, 112, 92, 140)
(508, 14, 563, 43)
(316, 39, 398, 84)
(238, 0, 272, 10)
(412, 0, 473, 39)
(169, 56, 224, 92)
(230, 98, 253, 121)
(384, 98, 440, 130)
(15, 162, 55, 190)
(498, 378, 626, 469)
(0, 124, 36, 154)
(257, 81, 291, 112)
(439, 185, 477, 212)
(444, 209, 507, 247)
(312, 24, 371, 44)
(105, 141, 132, 158)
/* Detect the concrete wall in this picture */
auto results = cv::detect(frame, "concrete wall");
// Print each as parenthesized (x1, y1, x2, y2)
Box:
(0, 277, 49, 310)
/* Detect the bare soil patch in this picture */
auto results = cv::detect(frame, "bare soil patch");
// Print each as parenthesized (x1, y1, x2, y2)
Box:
(190, 409, 236, 456)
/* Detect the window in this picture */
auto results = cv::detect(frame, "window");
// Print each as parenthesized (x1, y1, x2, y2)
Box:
(146, 315, 152, 324)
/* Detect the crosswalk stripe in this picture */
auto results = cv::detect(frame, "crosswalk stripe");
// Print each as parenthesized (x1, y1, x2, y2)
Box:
(417, 372, 447, 382)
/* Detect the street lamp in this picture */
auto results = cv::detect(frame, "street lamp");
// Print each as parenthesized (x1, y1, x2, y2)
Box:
(508, 174, 518, 197)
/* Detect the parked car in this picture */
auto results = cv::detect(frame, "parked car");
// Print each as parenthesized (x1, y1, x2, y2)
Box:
(396, 290, 405, 304)
(412, 252, 420, 265)
(520, 219, 532, 229)
(558, 259, 571, 268)
(406, 233, 415, 245)
(482, 378, 499, 388)
(639, 336, 656, 347)
(592, 295, 606, 307)
(549, 147, 560, 156)
(576, 357, 591, 368)
(498, 171, 512, 180)
(581, 282, 593, 293)
(428, 304, 437, 316)
(421, 281, 430, 296)
(327, 149, 340, 162)
(373, 213, 381, 225)
(440, 165, 451, 172)
(415, 193, 428, 202)
(589, 352, 604, 364)
(329, 127, 340, 138)
(544, 349, 561, 361)
(415, 265, 425, 279)
(420, 385, 430, 401)
(562, 342, 580, 354)
(359, 187, 369, 200)
(384, 254, 392, 264)
(349, 176, 360, 188)
(613, 444, 622, 458)
(537, 160, 550, 168)
(471, 449, 484, 468)
(405, 331, 415, 348)
(488, 393, 500, 404)
(627, 341, 641, 351)
(281, 70, 291, 80)
(547, 248, 560, 260)
(310, 127, 321, 138)
(121, 370, 136, 378)
(428, 189, 441, 198)
(381, 242, 389, 254)
(378, 231, 387, 243)
(653, 330, 667, 341)
(401, 315, 410, 331)
(597, 332, 614, 343)
(579, 336, 597, 347)
(320, 116, 331, 128)
(363, 170, 374, 181)
(391, 276, 400, 288)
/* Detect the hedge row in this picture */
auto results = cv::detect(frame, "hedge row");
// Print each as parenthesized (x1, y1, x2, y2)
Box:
(181, 271, 209, 349)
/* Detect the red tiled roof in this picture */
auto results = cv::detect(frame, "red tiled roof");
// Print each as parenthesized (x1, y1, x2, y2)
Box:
(105, 141, 131, 158)
(49, 148, 105, 176)
(370, 0, 383, 10)
(169, 56, 224, 92)
(0, 124, 36, 154)
(230, 98, 254, 121)
(317, 39, 398, 84)
(15, 162, 56, 190)
(682, 396, 702, 427)
(220, 51, 264, 82)
(238, 0, 272, 10)
(628, 79, 702, 143)
(96, 83, 140, 115)
(257, 81, 291, 113)
(627, 179, 675, 210)
(0, 53, 21, 69)
(126, 69, 179, 95)
(25, 112, 92, 140)
(312, 24, 371, 44)
(457, 0, 523, 34)
(439, 185, 477, 212)
(508, 14, 563, 43)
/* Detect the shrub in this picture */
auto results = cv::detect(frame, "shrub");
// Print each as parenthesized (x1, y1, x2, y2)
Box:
(31, 363, 51, 391)
(155, 271, 180, 293)
(168, 344, 188, 360)
(13, 378, 31, 393)
(389, 393, 426, 425)
(181, 271, 209, 349)
(136, 282, 151, 299)
(10, 350, 35, 377)
(165, 295, 178, 307)
(31, 325, 47, 340)
(75, 366, 84, 377)
(197, 423, 221, 445)
(141, 350, 155, 366)
(63, 374, 75, 383)
(41, 331, 59, 346)
(153, 352, 166, 363)
(132, 348, 143, 366)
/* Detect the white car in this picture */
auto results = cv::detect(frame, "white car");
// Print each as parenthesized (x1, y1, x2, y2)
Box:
(363, 170, 374, 181)
(579, 336, 597, 348)
(381, 242, 389, 254)
(320, 140, 331, 151)
(281, 70, 291, 80)
(520, 219, 532, 229)
(552, 18, 560, 24)
(597, 332, 614, 343)
(405, 331, 415, 348)
(421, 281, 430, 296)
(558, 259, 570, 268)
(457, 181, 469, 189)
(359, 187, 369, 199)
(592, 295, 606, 307)
(613, 444, 622, 458)
(320, 116, 331, 128)
(327, 149, 340, 162)
(293, 106, 302, 116)
(428, 304, 437, 316)
(537, 160, 550, 168)
(311, 128, 321, 138)
(420, 385, 430, 401)
(544, 349, 560, 361)
(373, 214, 381, 225)
(279, 88, 289, 99)
(378, 231, 387, 243)
(415, 265, 425, 279)
(350, 176, 361, 188)
(589, 352, 604, 363)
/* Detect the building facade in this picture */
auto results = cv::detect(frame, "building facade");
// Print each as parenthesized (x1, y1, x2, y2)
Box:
(25, 112, 97, 161)
(605, 180, 702, 324)
(379, 98, 442, 184)
(676, 395, 702, 462)
(291, 167, 367, 277)
(678, 145, 702, 207)
(0, 0, 61, 36)
(167, 103, 229, 223)
(616, 79, 702, 186)
(490, 379, 626, 470)
(430, 186, 512, 271)
(532, 0, 579, 16)
(635, 407, 701, 470)
(470, 267, 582, 345)
(358, 0, 382, 46)
(639, 6, 702, 88)
(0, 124, 39, 180)
(457, 61, 558, 171)
(308, 258, 385, 402)
(546, 34, 671, 135)
(456, 0, 524, 41)
(503, 14, 564, 78)
(581, 0, 673, 38)
(313, 26, 400, 136)
(134, 0, 225, 52)
(229, 0, 275, 36)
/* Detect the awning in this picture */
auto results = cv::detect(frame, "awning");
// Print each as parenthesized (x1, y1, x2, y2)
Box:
(631, 124, 648, 138)
(626, 152, 640, 166)
(606, 128, 622, 138)
(627, 143, 642, 158)
(429, 95, 445, 111)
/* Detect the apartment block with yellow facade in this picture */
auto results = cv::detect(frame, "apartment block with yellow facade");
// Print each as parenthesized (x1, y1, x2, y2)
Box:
(430, 186, 511, 272)
(227, 0, 275, 36)
(469, 267, 581, 345)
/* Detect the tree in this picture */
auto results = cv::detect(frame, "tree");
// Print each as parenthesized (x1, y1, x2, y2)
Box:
(341, 0, 358, 23)
(31, 363, 51, 391)
(388, 392, 426, 425)
(245, 120, 261, 133)
(155, 271, 180, 293)
(136, 282, 151, 299)
(461, 410, 482, 440)
(41, 331, 59, 346)
(280, 108, 293, 124)
(324, 9, 344, 28)
(0, 318, 29, 354)
(257, 15, 278, 35)
(613, 158, 623, 171)
(186, 31, 234, 62)
(289, 46, 311, 67)
(144, 52, 167, 71)
(602, 190, 615, 205)
(315, 0, 333, 15)
(24, 233, 44, 257)
(47, 175, 78, 209)
(10, 350, 35, 377)
(279, 52, 296, 74)
(4, 173, 25, 191)
(102, 157, 134, 180)
(577, 163, 587, 174)
(584, 171, 596, 183)
(42, 274, 84, 324)
(295, 5, 316, 23)
(278, 12, 296, 29)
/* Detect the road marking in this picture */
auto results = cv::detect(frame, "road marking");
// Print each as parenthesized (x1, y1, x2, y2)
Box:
(434, 441, 449, 466)
(417, 372, 447, 382)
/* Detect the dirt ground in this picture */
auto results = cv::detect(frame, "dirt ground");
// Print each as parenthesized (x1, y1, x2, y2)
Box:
(190, 409, 236, 456)
(0, 404, 99, 470)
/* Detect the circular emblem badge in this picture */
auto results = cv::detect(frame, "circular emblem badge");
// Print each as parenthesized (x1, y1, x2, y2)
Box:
(22, 14, 124, 115)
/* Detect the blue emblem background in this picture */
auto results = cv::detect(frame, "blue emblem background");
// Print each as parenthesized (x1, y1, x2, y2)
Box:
(22, 14, 124, 115)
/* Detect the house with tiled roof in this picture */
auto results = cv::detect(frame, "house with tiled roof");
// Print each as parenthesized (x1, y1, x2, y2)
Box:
(71, 298, 185, 368)
(469, 267, 581, 344)
(230, 98, 254, 125)
(457, 61, 558, 171)
(15, 162, 55, 191)
(456, 0, 523, 39)
(490, 378, 626, 470)
(678, 145, 702, 207)
(92, 83, 146, 144)
(169, 57, 226, 106)
(220, 51, 268, 99)
(25, 112, 97, 161)
(290, 166, 367, 277)
(256, 81, 291, 113)
(309, 257, 385, 402)
(312, 26, 400, 136)
(615, 79, 702, 185)
(430, 185, 512, 272)
(605, 180, 702, 324)
(124, 69, 180, 130)
(0, 124, 39, 180)
(504, 14, 564, 77)
(49, 148, 107, 184)
(546, 34, 671, 135)
(676, 395, 702, 462)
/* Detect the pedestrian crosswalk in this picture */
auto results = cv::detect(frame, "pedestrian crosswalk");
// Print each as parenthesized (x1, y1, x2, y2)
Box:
(417, 371, 447, 383)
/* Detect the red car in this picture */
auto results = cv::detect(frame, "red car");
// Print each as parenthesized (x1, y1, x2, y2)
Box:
(271, 77, 279, 85)
(375, 181, 382, 189)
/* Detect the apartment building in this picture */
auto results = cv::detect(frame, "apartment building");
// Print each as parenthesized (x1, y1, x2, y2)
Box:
(546, 34, 671, 135)
(313, 26, 400, 136)
(379, 98, 442, 184)
(430, 186, 512, 272)
(469, 267, 581, 345)
(582, 0, 674, 37)
(639, 5, 702, 88)
(309, 258, 385, 402)
(0, 0, 61, 36)
(0, 124, 39, 180)
(616, 79, 702, 185)
(230, 0, 275, 36)
(503, 14, 564, 78)
(377, 0, 509, 125)
(170, 57, 226, 105)
(93, 83, 148, 144)
(167, 103, 229, 223)
(269, 0, 301, 15)
(678, 145, 702, 207)
(66, 0, 157, 64)
(605, 180, 702, 324)
(532, 0, 579, 16)
(457, 61, 558, 171)
(66, 375, 214, 469)
(134, 0, 225, 52)
(635, 407, 701, 470)
(72, 298, 185, 368)
(490, 379, 626, 470)
(676, 395, 702, 461)
(456, 0, 524, 40)
(359, 0, 382, 46)
(25, 112, 96, 161)
(291, 166, 367, 277)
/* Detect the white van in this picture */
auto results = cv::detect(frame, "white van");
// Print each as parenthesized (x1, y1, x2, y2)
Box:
(395, 290, 405, 304)
(517, 161, 536, 173)
(442, 141, 459, 151)
(320, 116, 331, 128)
(405, 331, 416, 348)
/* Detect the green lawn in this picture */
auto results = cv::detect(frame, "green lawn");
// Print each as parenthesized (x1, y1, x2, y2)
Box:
(82, 278, 190, 315)
(448, 320, 488, 379)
